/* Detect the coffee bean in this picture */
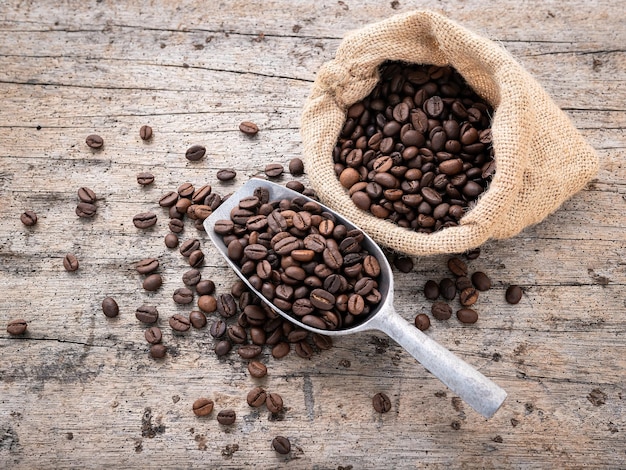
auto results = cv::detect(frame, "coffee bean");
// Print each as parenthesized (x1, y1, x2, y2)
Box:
(247, 386, 267, 407)
(144, 326, 162, 344)
(423, 280, 440, 300)
(173, 288, 194, 304)
(447, 257, 468, 277)
(217, 293, 237, 318)
(239, 121, 259, 136)
(505, 285, 523, 304)
(159, 191, 179, 207)
(137, 172, 155, 185)
(192, 398, 214, 417)
(216, 409, 236, 425)
(210, 319, 227, 338)
(248, 361, 268, 378)
(182, 269, 201, 286)
(102, 297, 119, 318)
(188, 250, 205, 268)
(238, 344, 262, 359)
(216, 169, 237, 181)
(457, 308, 479, 324)
(272, 436, 291, 455)
(164, 233, 179, 248)
(431, 301, 452, 320)
(169, 314, 191, 332)
(414, 313, 431, 331)
(168, 218, 184, 234)
(136, 258, 159, 275)
(76, 202, 97, 218)
(459, 287, 478, 307)
(265, 163, 284, 178)
(139, 125, 153, 141)
(289, 158, 304, 176)
(85, 134, 103, 149)
(393, 256, 413, 273)
(439, 278, 456, 300)
(189, 310, 207, 329)
(77, 187, 96, 203)
(196, 280, 216, 296)
(266, 392, 284, 413)
(133, 212, 157, 229)
(63, 253, 79, 272)
(312, 333, 333, 350)
(272, 341, 290, 359)
(20, 210, 38, 226)
(179, 238, 200, 257)
(214, 340, 232, 356)
(7, 319, 27, 335)
(471, 271, 492, 291)
(372, 392, 391, 413)
(143, 273, 163, 291)
(136, 305, 159, 323)
(464, 247, 481, 260)
(198, 295, 217, 313)
(150, 344, 167, 359)
(228, 324, 247, 344)
(185, 145, 206, 161)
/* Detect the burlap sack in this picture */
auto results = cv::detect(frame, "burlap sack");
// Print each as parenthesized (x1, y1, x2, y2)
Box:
(301, 10, 599, 256)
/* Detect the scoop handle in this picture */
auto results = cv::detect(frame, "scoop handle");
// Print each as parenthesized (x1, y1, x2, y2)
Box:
(368, 308, 506, 418)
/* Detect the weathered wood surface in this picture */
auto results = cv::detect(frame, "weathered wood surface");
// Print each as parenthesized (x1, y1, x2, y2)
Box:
(0, 0, 624, 468)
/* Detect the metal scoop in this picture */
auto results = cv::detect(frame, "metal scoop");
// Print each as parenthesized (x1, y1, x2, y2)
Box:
(204, 179, 506, 418)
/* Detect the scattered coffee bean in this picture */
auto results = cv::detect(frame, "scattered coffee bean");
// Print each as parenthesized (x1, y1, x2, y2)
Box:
(448, 257, 468, 277)
(248, 361, 268, 378)
(210, 319, 227, 338)
(136, 305, 159, 324)
(216, 169, 237, 181)
(455, 275, 473, 292)
(286, 181, 305, 193)
(196, 280, 216, 296)
(185, 145, 206, 161)
(266, 392, 284, 414)
(272, 436, 291, 455)
(439, 278, 456, 300)
(189, 310, 207, 329)
(137, 172, 155, 186)
(150, 344, 167, 359)
(459, 287, 478, 306)
(63, 253, 79, 272)
(198, 295, 217, 313)
(431, 301, 452, 320)
(133, 212, 157, 229)
(143, 273, 163, 291)
(272, 342, 290, 359)
(247, 386, 267, 407)
(288, 158, 304, 176)
(179, 238, 200, 257)
(214, 339, 232, 356)
(464, 248, 481, 260)
(192, 398, 214, 417)
(76, 202, 97, 218)
(265, 163, 284, 178)
(423, 280, 440, 300)
(238, 344, 262, 359)
(136, 258, 159, 275)
(77, 187, 96, 203)
(159, 191, 179, 207)
(393, 256, 413, 273)
(7, 319, 27, 336)
(239, 121, 259, 136)
(372, 392, 391, 413)
(505, 285, 523, 304)
(139, 125, 153, 141)
(182, 269, 201, 286)
(85, 134, 103, 149)
(312, 333, 333, 350)
(169, 314, 191, 332)
(164, 233, 179, 248)
(144, 326, 162, 344)
(102, 297, 119, 318)
(471, 271, 492, 291)
(168, 218, 184, 233)
(217, 409, 236, 425)
(457, 308, 479, 324)
(20, 210, 38, 226)
(188, 250, 205, 268)
(173, 288, 194, 304)
(414, 313, 431, 331)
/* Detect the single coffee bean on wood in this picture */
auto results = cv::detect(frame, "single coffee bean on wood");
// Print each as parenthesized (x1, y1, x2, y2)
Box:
(459, 287, 478, 306)
(76, 202, 97, 218)
(506, 285, 523, 304)
(20, 210, 38, 226)
(414, 313, 431, 331)
(239, 121, 259, 136)
(179, 238, 200, 257)
(135, 305, 159, 323)
(214, 339, 232, 356)
(159, 191, 179, 207)
(169, 314, 191, 332)
(164, 233, 179, 248)
(217, 409, 236, 425)
(192, 398, 214, 417)
(188, 250, 205, 268)
(272, 436, 291, 455)
(185, 145, 206, 161)
(457, 308, 479, 324)
(216, 169, 237, 181)
(139, 125, 153, 141)
(136, 258, 159, 274)
(210, 319, 227, 338)
(144, 326, 162, 344)
(101, 297, 119, 318)
(7, 319, 28, 335)
(85, 134, 103, 149)
(312, 333, 333, 350)
(77, 187, 96, 203)
(189, 310, 207, 329)
(238, 344, 262, 359)
(198, 295, 217, 313)
(471, 271, 492, 291)
(393, 256, 413, 273)
(423, 280, 440, 300)
(173, 288, 194, 304)
(265, 163, 284, 178)
(247, 386, 267, 407)
(372, 392, 391, 413)
(455, 276, 473, 292)
(447, 257, 468, 277)
(196, 280, 216, 296)
(137, 172, 155, 185)
(63, 253, 79, 272)
(431, 301, 452, 320)
(182, 269, 201, 286)
(439, 278, 456, 300)
(133, 212, 157, 229)
(248, 361, 268, 378)
(143, 273, 163, 291)
(150, 344, 167, 359)
(266, 393, 284, 413)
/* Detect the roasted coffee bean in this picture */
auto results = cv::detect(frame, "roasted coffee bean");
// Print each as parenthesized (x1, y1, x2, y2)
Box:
(85, 134, 104, 149)
(136, 258, 159, 274)
(312, 333, 332, 350)
(136, 305, 159, 323)
(20, 210, 38, 226)
(414, 313, 431, 331)
(173, 287, 194, 304)
(464, 247, 481, 260)
(137, 172, 155, 185)
(168, 218, 184, 234)
(248, 361, 268, 378)
(189, 310, 207, 329)
(102, 297, 119, 318)
(77, 187, 96, 203)
(431, 301, 452, 320)
(198, 295, 217, 313)
(196, 280, 216, 296)
(150, 344, 167, 359)
(457, 308, 479, 324)
(471, 271, 492, 291)
(188, 250, 205, 268)
(393, 256, 413, 273)
(178, 182, 195, 198)
(182, 269, 201, 286)
(159, 191, 179, 207)
(459, 287, 478, 306)
(7, 319, 27, 335)
(456, 276, 473, 292)
(139, 125, 153, 140)
(217, 294, 237, 318)
(239, 121, 259, 136)
(228, 324, 247, 344)
(238, 344, 262, 359)
(164, 233, 179, 248)
(289, 157, 305, 176)
(423, 280, 440, 300)
(144, 326, 162, 344)
(505, 285, 523, 304)
(169, 314, 191, 332)
(217, 409, 236, 425)
(216, 169, 237, 181)
(210, 319, 227, 338)
(63, 253, 79, 272)
(295, 340, 314, 359)
(372, 392, 391, 413)
(214, 340, 232, 356)
(266, 393, 284, 413)
(265, 163, 284, 178)
(143, 273, 163, 291)
(272, 341, 290, 359)
(179, 238, 200, 257)
(133, 212, 157, 229)
(272, 436, 291, 455)
(192, 398, 214, 417)
(185, 145, 206, 161)
(247, 386, 267, 407)
(439, 278, 456, 300)
(447, 257, 468, 277)
(76, 202, 97, 218)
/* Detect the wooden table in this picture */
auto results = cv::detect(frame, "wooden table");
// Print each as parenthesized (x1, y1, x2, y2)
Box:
(1, 1, 624, 468)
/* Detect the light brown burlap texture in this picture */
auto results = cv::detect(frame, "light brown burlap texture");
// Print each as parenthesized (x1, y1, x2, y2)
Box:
(300, 10, 599, 256)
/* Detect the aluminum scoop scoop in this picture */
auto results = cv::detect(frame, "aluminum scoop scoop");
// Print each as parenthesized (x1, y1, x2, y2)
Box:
(204, 179, 506, 418)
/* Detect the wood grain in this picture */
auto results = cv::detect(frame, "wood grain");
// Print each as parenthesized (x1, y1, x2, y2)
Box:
(1, 0, 625, 468)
